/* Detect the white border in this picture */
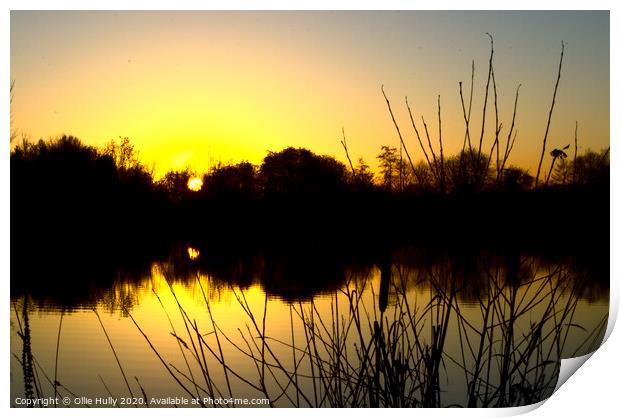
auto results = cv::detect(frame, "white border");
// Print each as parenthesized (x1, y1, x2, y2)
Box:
(3, 2, 616, 417)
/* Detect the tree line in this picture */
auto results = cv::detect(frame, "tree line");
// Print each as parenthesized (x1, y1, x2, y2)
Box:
(10, 135, 609, 288)
(11, 134, 609, 225)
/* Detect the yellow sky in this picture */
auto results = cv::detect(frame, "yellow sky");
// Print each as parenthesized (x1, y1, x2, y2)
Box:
(10, 11, 609, 178)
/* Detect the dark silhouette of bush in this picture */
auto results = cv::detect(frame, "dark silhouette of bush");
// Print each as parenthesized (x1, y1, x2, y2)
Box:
(498, 166, 534, 192)
(351, 157, 376, 192)
(202, 161, 258, 201)
(11, 136, 169, 286)
(377, 145, 401, 191)
(259, 147, 348, 196)
(157, 168, 194, 203)
(443, 150, 492, 193)
(12, 136, 117, 229)
(550, 148, 609, 188)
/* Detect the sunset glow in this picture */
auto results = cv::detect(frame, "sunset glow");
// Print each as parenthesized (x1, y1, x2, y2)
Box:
(10, 11, 609, 178)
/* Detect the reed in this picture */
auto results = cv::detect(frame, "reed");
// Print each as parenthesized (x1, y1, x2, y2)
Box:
(93, 309, 135, 402)
(383, 33, 530, 193)
(535, 41, 565, 187)
(115, 253, 603, 407)
(12, 250, 604, 408)
(382, 85, 423, 185)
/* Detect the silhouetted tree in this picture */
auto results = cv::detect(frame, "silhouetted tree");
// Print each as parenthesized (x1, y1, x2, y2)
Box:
(377, 145, 399, 191)
(353, 157, 375, 191)
(11, 135, 163, 261)
(546, 147, 609, 188)
(203, 161, 258, 200)
(411, 161, 435, 191)
(11, 136, 118, 254)
(157, 168, 194, 203)
(564, 148, 609, 187)
(11, 135, 115, 202)
(444, 150, 491, 193)
(259, 147, 348, 195)
(102, 136, 140, 172)
(499, 166, 533, 192)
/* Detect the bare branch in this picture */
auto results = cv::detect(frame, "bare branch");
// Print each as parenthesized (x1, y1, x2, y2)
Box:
(381, 85, 422, 184)
(340, 127, 356, 180)
(406, 96, 435, 179)
(535, 40, 565, 187)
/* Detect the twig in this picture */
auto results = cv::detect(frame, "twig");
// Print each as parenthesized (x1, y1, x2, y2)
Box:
(340, 127, 356, 179)
(573, 121, 578, 185)
(406, 96, 435, 181)
(93, 309, 136, 401)
(437, 95, 445, 193)
(499, 84, 522, 184)
(53, 309, 65, 407)
(535, 40, 565, 187)
(476, 33, 495, 182)
(381, 85, 423, 184)
(421, 115, 440, 182)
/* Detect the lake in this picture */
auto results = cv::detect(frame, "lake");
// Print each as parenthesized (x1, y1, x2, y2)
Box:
(10, 244, 608, 407)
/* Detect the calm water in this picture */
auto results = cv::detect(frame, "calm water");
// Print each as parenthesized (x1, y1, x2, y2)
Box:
(10, 246, 608, 407)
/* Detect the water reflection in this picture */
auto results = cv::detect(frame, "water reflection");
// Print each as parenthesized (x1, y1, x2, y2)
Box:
(187, 246, 200, 261)
(11, 243, 608, 309)
(10, 245, 608, 407)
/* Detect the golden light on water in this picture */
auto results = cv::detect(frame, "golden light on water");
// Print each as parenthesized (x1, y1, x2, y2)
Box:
(187, 246, 200, 260)
(187, 177, 203, 192)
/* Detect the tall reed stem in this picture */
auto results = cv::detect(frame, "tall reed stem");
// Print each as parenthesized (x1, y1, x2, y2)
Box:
(535, 41, 565, 187)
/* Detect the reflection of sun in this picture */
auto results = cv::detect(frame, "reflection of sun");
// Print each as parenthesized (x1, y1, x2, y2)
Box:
(187, 177, 203, 191)
(187, 246, 200, 260)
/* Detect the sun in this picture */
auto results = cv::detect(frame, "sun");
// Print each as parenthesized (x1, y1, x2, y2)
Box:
(187, 177, 203, 192)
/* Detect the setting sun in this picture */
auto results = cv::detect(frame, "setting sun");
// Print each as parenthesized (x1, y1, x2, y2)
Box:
(187, 177, 203, 191)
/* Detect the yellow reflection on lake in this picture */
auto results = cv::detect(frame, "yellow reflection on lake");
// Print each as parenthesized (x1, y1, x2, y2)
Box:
(187, 246, 200, 260)
(10, 255, 610, 407)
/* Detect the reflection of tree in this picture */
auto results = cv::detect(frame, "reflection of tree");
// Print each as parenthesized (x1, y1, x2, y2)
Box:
(118, 248, 607, 408)
(14, 243, 608, 317)
(18, 296, 36, 403)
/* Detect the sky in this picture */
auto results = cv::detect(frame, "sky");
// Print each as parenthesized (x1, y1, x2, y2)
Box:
(10, 10, 610, 178)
